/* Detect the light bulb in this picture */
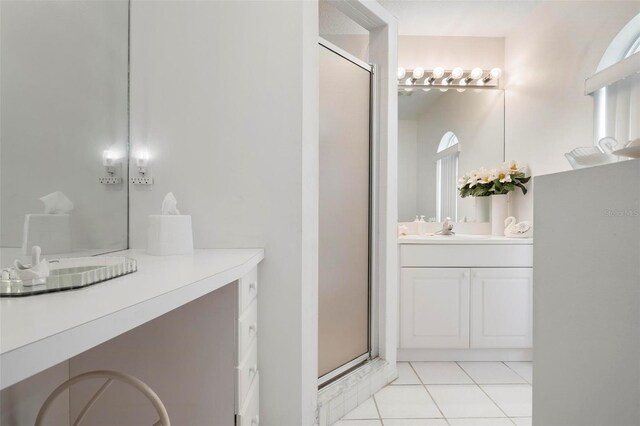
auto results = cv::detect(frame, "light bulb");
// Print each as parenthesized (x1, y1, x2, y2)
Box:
(470, 67, 483, 80)
(412, 67, 425, 79)
(432, 67, 445, 79)
(457, 80, 467, 92)
(451, 67, 464, 80)
(421, 87, 431, 92)
(476, 79, 485, 86)
(423, 78, 431, 86)
(404, 87, 414, 92)
(405, 77, 413, 86)
(439, 79, 448, 92)
(397, 67, 406, 80)
(490, 68, 502, 79)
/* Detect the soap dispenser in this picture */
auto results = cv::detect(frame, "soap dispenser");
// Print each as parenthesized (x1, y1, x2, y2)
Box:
(418, 215, 427, 235)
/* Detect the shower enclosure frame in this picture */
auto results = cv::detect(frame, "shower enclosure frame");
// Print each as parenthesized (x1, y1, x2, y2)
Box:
(318, 38, 376, 387)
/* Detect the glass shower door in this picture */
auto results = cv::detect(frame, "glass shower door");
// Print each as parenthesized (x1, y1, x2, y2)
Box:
(318, 42, 372, 385)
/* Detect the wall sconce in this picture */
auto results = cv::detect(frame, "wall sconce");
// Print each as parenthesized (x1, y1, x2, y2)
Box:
(99, 149, 122, 185)
(130, 149, 154, 185)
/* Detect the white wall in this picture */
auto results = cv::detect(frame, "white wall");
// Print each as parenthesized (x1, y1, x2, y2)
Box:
(504, 1, 640, 222)
(0, 0, 128, 252)
(398, 120, 418, 221)
(128, 1, 318, 425)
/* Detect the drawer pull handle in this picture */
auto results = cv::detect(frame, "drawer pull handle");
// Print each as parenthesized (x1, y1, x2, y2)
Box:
(251, 415, 259, 426)
(249, 282, 257, 291)
(249, 323, 258, 334)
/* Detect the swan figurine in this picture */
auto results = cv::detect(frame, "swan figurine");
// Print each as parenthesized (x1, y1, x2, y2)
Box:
(504, 217, 532, 238)
(14, 245, 50, 285)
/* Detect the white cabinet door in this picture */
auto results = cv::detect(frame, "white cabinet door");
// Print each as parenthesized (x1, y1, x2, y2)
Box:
(400, 268, 470, 348)
(470, 268, 533, 348)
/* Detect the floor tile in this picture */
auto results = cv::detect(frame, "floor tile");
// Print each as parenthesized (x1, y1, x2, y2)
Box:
(343, 397, 379, 420)
(426, 385, 505, 418)
(391, 362, 421, 385)
(505, 362, 533, 383)
(411, 362, 474, 385)
(458, 362, 527, 384)
(374, 385, 442, 419)
(511, 417, 532, 425)
(482, 385, 532, 417)
(447, 419, 513, 425)
(382, 419, 448, 426)
(335, 420, 382, 426)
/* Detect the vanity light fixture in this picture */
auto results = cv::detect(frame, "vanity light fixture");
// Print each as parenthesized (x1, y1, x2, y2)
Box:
(99, 149, 122, 185)
(398, 67, 500, 93)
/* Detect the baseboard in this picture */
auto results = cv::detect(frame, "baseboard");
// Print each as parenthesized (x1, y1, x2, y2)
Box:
(397, 348, 532, 361)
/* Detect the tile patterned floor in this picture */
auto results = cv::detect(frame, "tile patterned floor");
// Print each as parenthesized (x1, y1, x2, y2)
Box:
(336, 362, 532, 426)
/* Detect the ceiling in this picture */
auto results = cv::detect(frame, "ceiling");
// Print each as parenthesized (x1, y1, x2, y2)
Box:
(320, 0, 542, 37)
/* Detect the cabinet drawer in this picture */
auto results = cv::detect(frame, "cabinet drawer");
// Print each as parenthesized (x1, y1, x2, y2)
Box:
(237, 373, 259, 426)
(238, 267, 258, 315)
(238, 300, 258, 363)
(400, 244, 533, 268)
(236, 339, 258, 410)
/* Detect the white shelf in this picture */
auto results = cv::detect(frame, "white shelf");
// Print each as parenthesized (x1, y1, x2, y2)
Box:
(0, 248, 264, 390)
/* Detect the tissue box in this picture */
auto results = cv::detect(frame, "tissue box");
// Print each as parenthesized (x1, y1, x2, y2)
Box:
(22, 214, 72, 255)
(147, 215, 194, 256)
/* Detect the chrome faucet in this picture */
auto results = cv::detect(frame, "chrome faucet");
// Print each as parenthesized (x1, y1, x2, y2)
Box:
(436, 217, 455, 235)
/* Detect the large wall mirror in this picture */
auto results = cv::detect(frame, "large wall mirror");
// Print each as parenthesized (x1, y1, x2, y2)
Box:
(0, 1, 130, 266)
(398, 89, 505, 222)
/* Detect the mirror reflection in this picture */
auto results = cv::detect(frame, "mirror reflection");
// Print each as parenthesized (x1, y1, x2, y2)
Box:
(398, 89, 505, 222)
(0, 1, 130, 266)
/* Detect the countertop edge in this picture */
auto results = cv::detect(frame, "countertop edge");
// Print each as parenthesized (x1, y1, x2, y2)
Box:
(0, 248, 264, 390)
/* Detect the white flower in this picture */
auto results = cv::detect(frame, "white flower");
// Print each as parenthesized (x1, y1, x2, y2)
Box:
(504, 160, 527, 174)
(478, 168, 492, 184)
(497, 168, 512, 183)
(467, 169, 481, 187)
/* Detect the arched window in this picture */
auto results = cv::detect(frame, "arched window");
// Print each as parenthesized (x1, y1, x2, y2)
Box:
(591, 13, 640, 145)
(436, 132, 459, 221)
(626, 34, 640, 58)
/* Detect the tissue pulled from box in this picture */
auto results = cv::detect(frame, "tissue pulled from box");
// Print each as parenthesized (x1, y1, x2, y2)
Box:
(161, 192, 181, 215)
(40, 191, 74, 214)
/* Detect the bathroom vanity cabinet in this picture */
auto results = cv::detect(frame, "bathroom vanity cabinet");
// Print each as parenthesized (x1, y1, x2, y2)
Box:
(398, 237, 533, 361)
(0, 249, 263, 426)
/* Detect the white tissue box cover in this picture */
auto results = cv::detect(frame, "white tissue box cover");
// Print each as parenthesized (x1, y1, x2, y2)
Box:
(22, 214, 72, 255)
(147, 215, 194, 256)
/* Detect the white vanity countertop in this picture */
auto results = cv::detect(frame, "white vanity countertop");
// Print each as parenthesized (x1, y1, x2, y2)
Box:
(399, 235, 533, 245)
(0, 248, 264, 390)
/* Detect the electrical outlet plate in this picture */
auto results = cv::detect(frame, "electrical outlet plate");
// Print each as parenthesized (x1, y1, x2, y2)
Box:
(130, 176, 154, 185)
(99, 177, 122, 185)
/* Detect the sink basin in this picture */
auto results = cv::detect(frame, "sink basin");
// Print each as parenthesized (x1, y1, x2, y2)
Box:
(0, 256, 137, 297)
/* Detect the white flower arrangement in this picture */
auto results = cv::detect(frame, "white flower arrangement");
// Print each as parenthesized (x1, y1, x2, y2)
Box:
(458, 161, 531, 198)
